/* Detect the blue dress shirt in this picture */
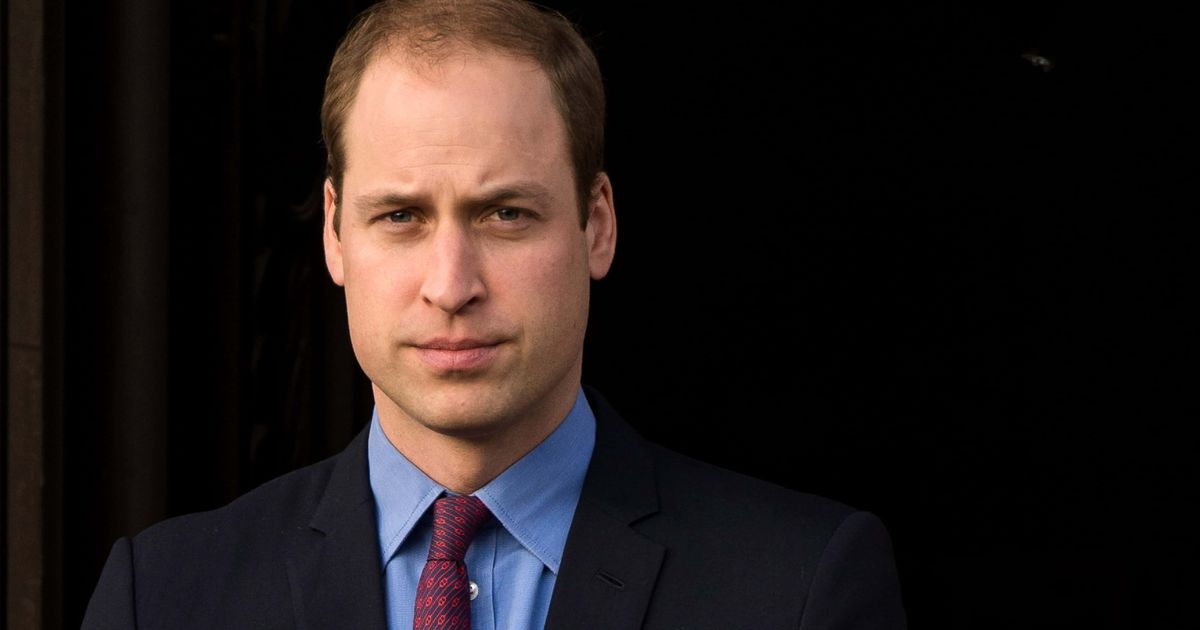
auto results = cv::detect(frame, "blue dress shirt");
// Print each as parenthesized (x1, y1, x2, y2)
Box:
(368, 388, 596, 630)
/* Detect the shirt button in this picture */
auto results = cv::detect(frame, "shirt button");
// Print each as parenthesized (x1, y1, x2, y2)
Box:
(469, 581, 479, 601)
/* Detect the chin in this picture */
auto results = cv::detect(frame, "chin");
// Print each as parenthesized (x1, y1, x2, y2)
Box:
(417, 404, 525, 442)
(425, 417, 510, 441)
(397, 383, 521, 437)
(373, 364, 575, 443)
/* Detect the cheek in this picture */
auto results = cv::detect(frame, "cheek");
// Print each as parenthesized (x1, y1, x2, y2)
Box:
(518, 238, 591, 332)
(342, 246, 416, 329)
(531, 229, 588, 280)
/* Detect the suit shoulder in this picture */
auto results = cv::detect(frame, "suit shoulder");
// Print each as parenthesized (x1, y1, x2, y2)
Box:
(90, 434, 374, 628)
(639, 442, 906, 628)
(648, 440, 850, 511)
(648, 441, 857, 523)
(130, 449, 342, 553)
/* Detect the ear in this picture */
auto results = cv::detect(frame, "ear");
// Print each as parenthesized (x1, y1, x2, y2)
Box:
(585, 172, 617, 280)
(323, 178, 345, 286)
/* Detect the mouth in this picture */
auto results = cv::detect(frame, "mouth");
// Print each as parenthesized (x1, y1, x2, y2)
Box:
(412, 338, 503, 372)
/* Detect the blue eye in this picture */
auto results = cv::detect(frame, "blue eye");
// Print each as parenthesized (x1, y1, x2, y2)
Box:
(387, 211, 414, 223)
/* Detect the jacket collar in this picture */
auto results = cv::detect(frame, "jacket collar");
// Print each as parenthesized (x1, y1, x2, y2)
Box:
(544, 386, 665, 630)
(286, 386, 664, 630)
(287, 426, 388, 630)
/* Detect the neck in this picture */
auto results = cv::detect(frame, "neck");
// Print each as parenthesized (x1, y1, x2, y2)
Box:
(373, 383, 578, 495)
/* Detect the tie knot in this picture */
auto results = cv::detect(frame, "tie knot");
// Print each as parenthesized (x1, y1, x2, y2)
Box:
(427, 495, 491, 561)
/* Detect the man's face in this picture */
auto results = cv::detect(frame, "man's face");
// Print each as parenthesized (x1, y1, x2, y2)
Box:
(323, 50, 615, 442)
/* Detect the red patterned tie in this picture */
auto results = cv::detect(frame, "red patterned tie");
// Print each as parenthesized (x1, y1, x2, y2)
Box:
(413, 495, 491, 630)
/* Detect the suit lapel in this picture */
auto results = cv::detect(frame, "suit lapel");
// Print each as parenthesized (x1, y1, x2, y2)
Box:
(544, 388, 665, 630)
(286, 428, 388, 630)
(282, 389, 662, 630)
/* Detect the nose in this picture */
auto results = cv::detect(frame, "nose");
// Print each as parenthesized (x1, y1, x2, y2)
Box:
(420, 223, 487, 314)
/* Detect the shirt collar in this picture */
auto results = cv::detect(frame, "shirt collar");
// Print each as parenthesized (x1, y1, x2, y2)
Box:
(368, 388, 596, 574)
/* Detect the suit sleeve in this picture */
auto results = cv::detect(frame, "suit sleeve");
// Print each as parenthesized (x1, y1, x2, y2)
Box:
(81, 537, 138, 629)
(799, 511, 907, 630)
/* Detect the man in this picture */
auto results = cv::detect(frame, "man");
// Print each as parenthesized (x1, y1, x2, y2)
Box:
(83, 1, 906, 628)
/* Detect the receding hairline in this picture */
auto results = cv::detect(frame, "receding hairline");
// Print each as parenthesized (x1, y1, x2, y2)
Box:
(341, 45, 570, 167)
(357, 37, 556, 95)
(365, 31, 526, 75)
(322, 0, 607, 230)
(334, 35, 570, 171)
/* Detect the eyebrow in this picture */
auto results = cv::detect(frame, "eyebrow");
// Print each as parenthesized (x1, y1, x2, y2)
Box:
(352, 182, 555, 214)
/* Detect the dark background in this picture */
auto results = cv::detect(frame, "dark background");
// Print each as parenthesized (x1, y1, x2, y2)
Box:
(2, 1, 1192, 628)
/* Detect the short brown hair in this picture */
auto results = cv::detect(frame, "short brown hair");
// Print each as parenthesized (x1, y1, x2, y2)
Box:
(321, 0, 606, 231)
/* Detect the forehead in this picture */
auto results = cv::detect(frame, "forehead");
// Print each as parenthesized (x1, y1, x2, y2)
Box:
(341, 48, 570, 184)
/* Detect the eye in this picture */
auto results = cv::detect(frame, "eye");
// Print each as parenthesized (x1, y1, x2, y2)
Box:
(483, 206, 538, 232)
(386, 210, 415, 223)
(493, 207, 523, 221)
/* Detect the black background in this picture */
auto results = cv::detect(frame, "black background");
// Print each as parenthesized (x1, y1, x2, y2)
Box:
(49, 1, 1192, 628)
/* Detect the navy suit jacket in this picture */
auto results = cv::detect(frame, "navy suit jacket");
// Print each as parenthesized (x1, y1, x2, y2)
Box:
(83, 388, 906, 629)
